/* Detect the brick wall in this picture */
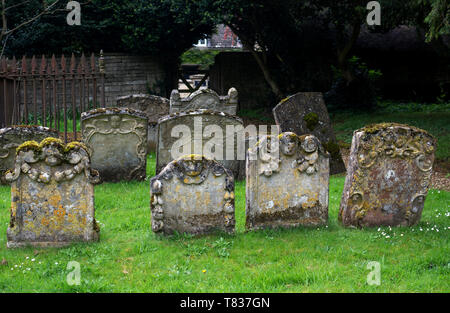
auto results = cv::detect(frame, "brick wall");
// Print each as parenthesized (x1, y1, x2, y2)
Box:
(103, 53, 166, 105)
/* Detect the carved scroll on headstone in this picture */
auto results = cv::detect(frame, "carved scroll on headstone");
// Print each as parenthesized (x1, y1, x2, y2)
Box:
(273, 92, 345, 174)
(81, 108, 148, 182)
(5, 138, 100, 248)
(170, 88, 238, 115)
(246, 132, 329, 230)
(0, 126, 58, 184)
(116, 94, 170, 151)
(156, 109, 244, 177)
(150, 154, 235, 235)
(339, 123, 436, 227)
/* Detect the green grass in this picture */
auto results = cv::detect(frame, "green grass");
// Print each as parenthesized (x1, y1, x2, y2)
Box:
(332, 111, 450, 161)
(0, 154, 448, 293)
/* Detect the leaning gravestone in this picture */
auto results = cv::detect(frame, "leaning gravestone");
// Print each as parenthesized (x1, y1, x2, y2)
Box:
(339, 123, 436, 227)
(81, 108, 148, 182)
(150, 154, 235, 235)
(170, 88, 238, 115)
(0, 126, 58, 184)
(5, 138, 100, 248)
(116, 94, 170, 151)
(246, 132, 329, 230)
(156, 110, 244, 177)
(273, 92, 345, 174)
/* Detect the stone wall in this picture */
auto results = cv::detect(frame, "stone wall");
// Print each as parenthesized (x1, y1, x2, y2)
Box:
(103, 53, 166, 105)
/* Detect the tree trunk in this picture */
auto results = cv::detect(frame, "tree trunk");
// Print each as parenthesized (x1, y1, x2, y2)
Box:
(245, 43, 284, 100)
(336, 23, 361, 84)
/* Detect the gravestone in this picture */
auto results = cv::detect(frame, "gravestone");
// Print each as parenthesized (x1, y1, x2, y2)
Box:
(273, 92, 345, 174)
(0, 126, 58, 184)
(116, 94, 170, 151)
(5, 138, 100, 248)
(150, 155, 235, 235)
(81, 108, 148, 182)
(246, 132, 329, 230)
(170, 88, 238, 115)
(156, 110, 244, 177)
(339, 123, 436, 227)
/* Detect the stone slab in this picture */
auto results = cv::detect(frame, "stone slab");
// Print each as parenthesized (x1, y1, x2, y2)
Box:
(339, 123, 436, 227)
(273, 92, 345, 174)
(150, 155, 235, 235)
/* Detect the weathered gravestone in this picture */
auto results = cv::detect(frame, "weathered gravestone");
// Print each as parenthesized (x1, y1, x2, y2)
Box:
(81, 108, 148, 182)
(116, 94, 170, 151)
(273, 92, 345, 174)
(246, 132, 329, 230)
(339, 123, 436, 227)
(150, 154, 235, 235)
(0, 126, 58, 184)
(170, 88, 238, 115)
(156, 110, 244, 177)
(5, 138, 100, 248)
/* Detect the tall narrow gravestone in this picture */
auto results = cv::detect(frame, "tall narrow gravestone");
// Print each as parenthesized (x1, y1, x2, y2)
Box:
(246, 132, 329, 230)
(116, 94, 170, 151)
(150, 155, 235, 235)
(170, 88, 238, 115)
(273, 92, 345, 174)
(81, 108, 148, 182)
(339, 123, 436, 227)
(0, 126, 58, 184)
(5, 138, 100, 248)
(156, 110, 244, 177)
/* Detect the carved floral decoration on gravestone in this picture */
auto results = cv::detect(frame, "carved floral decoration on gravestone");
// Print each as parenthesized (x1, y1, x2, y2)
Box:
(81, 108, 148, 182)
(0, 126, 58, 184)
(339, 123, 436, 227)
(246, 132, 329, 230)
(151, 155, 235, 235)
(5, 138, 100, 247)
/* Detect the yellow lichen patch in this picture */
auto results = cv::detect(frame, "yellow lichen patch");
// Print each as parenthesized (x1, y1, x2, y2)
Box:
(16, 140, 40, 153)
(64, 141, 89, 152)
(48, 193, 62, 208)
(40, 137, 64, 149)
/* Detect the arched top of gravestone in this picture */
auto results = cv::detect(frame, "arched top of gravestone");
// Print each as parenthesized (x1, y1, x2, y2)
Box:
(81, 107, 148, 121)
(151, 154, 234, 190)
(170, 88, 238, 114)
(158, 108, 243, 124)
(356, 122, 435, 140)
(5, 137, 100, 184)
(116, 94, 170, 124)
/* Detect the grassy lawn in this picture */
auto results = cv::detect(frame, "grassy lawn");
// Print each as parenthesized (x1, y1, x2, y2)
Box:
(0, 153, 448, 293)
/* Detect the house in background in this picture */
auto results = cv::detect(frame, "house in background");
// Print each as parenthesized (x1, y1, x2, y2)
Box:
(194, 24, 243, 49)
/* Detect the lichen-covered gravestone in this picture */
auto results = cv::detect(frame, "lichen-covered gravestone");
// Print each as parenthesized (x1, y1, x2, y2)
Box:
(156, 110, 244, 177)
(116, 94, 170, 151)
(170, 88, 238, 115)
(81, 108, 148, 182)
(5, 138, 100, 248)
(246, 132, 329, 230)
(339, 123, 436, 227)
(150, 155, 235, 235)
(0, 126, 58, 184)
(273, 92, 345, 174)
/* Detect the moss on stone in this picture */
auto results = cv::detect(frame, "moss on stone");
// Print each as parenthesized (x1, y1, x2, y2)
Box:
(323, 140, 341, 158)
(65, 141, 88, 152)
(304, 112, 319, 130)
(16, 140, 40, 153)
